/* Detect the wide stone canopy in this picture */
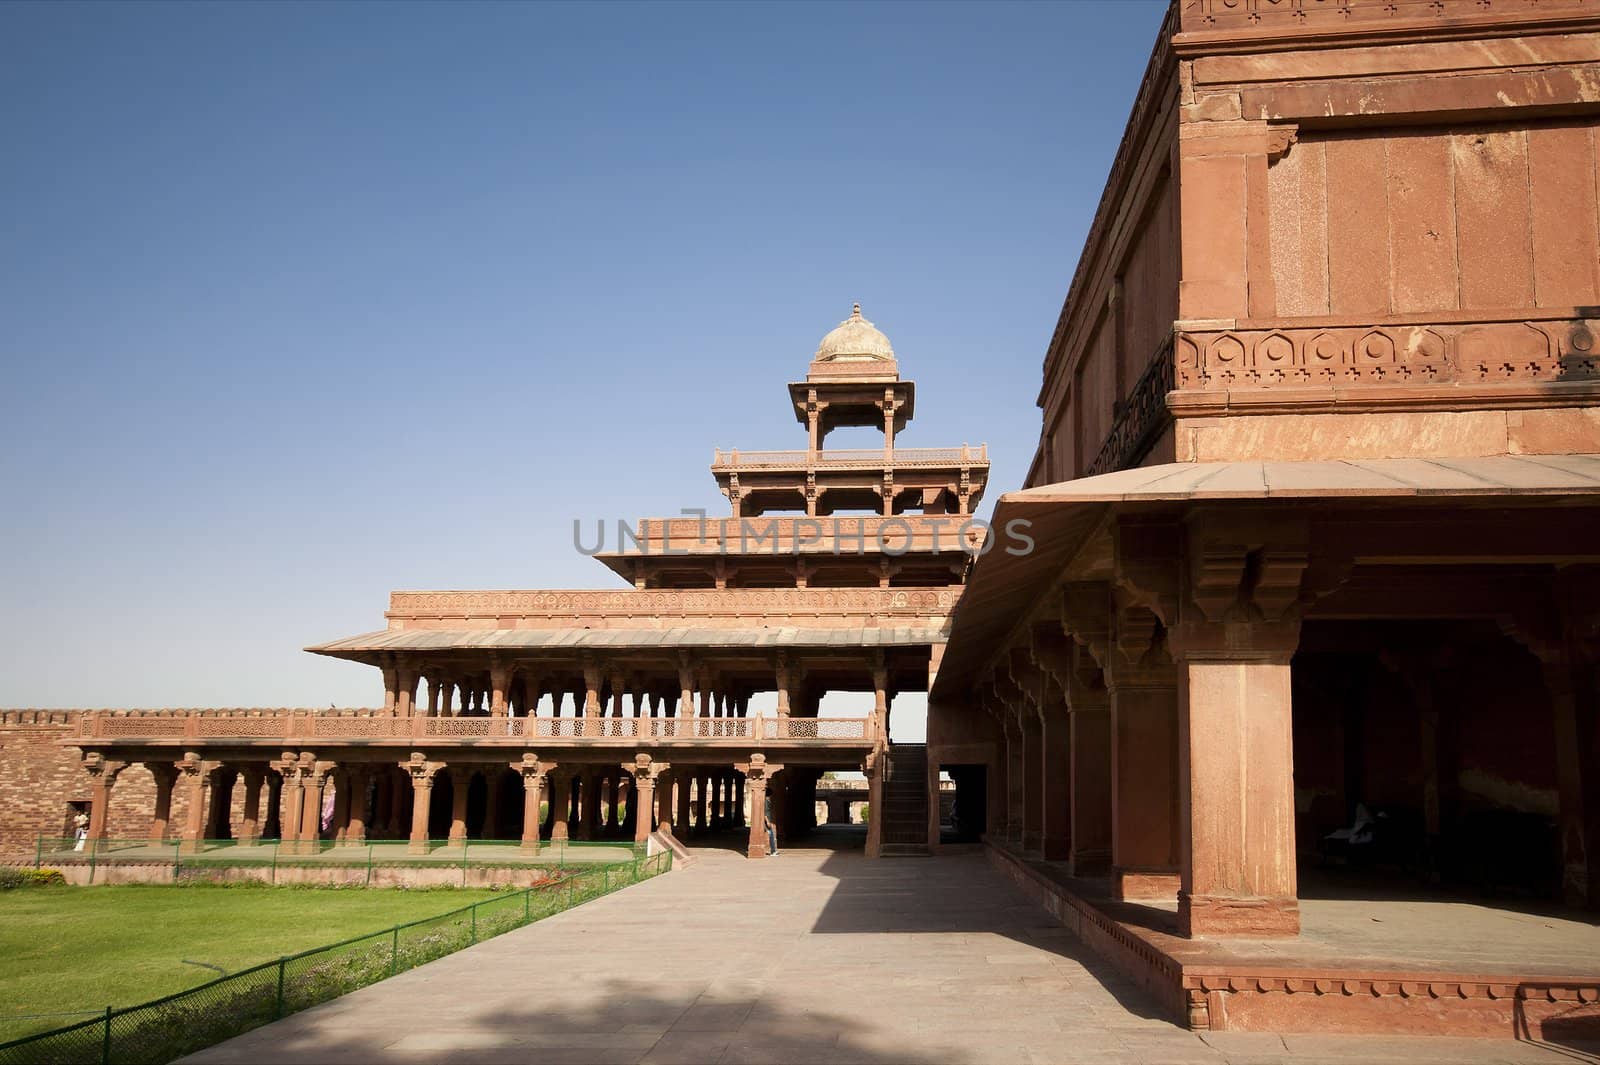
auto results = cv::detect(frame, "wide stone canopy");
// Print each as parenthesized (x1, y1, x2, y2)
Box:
(933, 453, 1600, 699)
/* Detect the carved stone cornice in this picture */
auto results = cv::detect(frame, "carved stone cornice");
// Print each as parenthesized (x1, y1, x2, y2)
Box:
(1174, 312, 1599, 395)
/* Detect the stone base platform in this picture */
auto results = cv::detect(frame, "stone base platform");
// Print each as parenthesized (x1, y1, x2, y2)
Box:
(987, 842, 1600, 1043)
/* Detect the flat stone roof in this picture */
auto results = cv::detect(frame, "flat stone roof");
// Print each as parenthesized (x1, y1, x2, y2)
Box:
(931, 455, 1600, 701)
(308, 625, 948, 660)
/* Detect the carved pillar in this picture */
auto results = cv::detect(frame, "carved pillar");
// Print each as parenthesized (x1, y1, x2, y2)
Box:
(330, 769, 351, 842)
(625, 755, 668, 843)
(147, 762, 177, 842)
(176, 753, 215, 853)
(582, 769, 602, 840)
(676, 769, 692, 832)
(382, 662, 398, 716)
(550, 771, 572, 842)
(736, 754, 784, 858)
(490, 659, 510, 718)
(299, 760, 333, 853)
(582, 660, 603, 720)
(236, 766, 263, 845)
(678, 654, 695, 719)
(864, 749, 885, 858)
(403, 757, 443, 854)
(448, 767, 471, 845)
(1162, 511, 1311, 937)
(1030, 629, 1076, 862)
(395, 662, 416, 718)
(82, 754, 126, 843)
(277, 756, 304, 844)
(482, 770, 501, 840)
(513, 755, 553, 853)
(1104, 621, 1180, 898)
(1512, 574, 1600, 910)
(1010, 648, 1045, 855)
(344, 767, 368, 844)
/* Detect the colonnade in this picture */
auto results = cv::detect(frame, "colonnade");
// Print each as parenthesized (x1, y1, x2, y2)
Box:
(80, 751, 803, 860)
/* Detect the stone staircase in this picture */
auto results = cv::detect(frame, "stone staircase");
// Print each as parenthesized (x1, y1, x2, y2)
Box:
(879, 743, 931, 857)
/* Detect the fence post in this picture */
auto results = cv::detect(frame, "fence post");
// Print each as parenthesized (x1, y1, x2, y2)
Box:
(390, 926, 399, 976)
(34, 835, 41, 870)
(275, 957, 287, 1019)
(524, 889, 530, 922)
(471, 903, 478, 944)
(100, 1005, 112, 1065)
(366, 844, 373, 888)
(271, 840, 278, 886)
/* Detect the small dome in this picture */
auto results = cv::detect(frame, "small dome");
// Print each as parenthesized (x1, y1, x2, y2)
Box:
(815, 303, 895, 362)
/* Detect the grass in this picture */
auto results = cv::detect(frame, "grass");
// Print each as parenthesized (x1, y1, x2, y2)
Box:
(0, 883, 503, 1041)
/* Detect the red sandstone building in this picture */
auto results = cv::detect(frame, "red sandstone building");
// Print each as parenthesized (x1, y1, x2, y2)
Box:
(6, 304, 985, 868)
(923, 0, 1600, 1040)
(3, 0, 1599, 1043)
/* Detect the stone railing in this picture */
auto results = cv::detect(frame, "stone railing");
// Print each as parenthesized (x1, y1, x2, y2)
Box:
(595, 516, 987, 558)
(1086, 335, 1175, 478)
(711, 445, 987, 470)
(386, 586, 960, 625)
(75, 710, 875, 747)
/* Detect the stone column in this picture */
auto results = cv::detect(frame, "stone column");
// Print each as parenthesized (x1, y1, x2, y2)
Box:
(513, 755, 553, 853)
(147, 762, 177, 842)
(489, 660, 510, 718)
(733, 775, 746, 828)
(330, 769, 351, 842)
(176, 753, 214, 854)
(582, 770, 602, 839)
(239, 766, 264, 845)
(448, 767, 471, 845)
(864, 750, 885, 858)
(1170, 621, 1300, 937)
(999, 700, 1026, 846)
(1104, 619, 1181, 900)
(300, 761, 334, 852)
(676, 770, 692, 832)
(678, 654, 696, 719)
(550, 772, 571, 841)
(403, 757, 442, 854)
(1039, 680, 1073, 862)
(736, 754, 783, 858)
(483, 771, 502, 839)
(583, 660, 604, 725)
(656, 770, 675, 833)
(277, 756, 304, 845)
(607, 773, 621, 832)
(624, 755, 668, 843)
(82, 754, 126, 843)
(345, 767, 369, 844)
(1135, 512, 1312, 936)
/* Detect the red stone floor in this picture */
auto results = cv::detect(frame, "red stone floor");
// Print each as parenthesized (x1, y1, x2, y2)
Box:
(187, 835, 1598, 1064)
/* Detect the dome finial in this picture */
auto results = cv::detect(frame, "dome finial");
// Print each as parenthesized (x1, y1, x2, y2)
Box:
(814, 302, 895, 363)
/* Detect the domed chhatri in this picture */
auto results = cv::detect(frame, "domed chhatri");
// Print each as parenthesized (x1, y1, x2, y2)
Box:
(814, 303, 895, 363)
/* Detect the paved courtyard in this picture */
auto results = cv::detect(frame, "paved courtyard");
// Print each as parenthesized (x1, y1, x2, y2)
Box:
(189, 840, 1594, 1065)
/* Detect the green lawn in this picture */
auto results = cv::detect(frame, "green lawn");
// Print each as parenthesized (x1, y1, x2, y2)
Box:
(0, 884, 503, 1041)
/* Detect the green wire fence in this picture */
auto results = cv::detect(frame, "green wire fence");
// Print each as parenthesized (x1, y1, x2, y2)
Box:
(0, 848, 670, 1065)
(34, 836, 640, 887)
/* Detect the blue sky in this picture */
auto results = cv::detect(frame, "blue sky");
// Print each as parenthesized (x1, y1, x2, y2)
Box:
(0, 0, 1167, 721)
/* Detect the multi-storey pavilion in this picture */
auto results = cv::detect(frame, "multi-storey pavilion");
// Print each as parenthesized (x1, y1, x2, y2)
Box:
(68, 307, 987, 862)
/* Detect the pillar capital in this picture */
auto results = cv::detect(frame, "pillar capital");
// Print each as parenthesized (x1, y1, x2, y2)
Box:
(622, 753, 669, 783)
(510, 753, 556, 784)
(174, 752, 218, 778)
(400, 753, 445, 785)
(81, 752, 127, 782)
(735, 752, 783, 783)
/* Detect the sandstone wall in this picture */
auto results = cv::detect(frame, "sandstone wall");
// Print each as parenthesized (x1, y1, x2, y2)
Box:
(0, 712, 205, 860)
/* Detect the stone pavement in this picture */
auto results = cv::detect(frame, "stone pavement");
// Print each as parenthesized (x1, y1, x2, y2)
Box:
(186, 841, 1595, 1065)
